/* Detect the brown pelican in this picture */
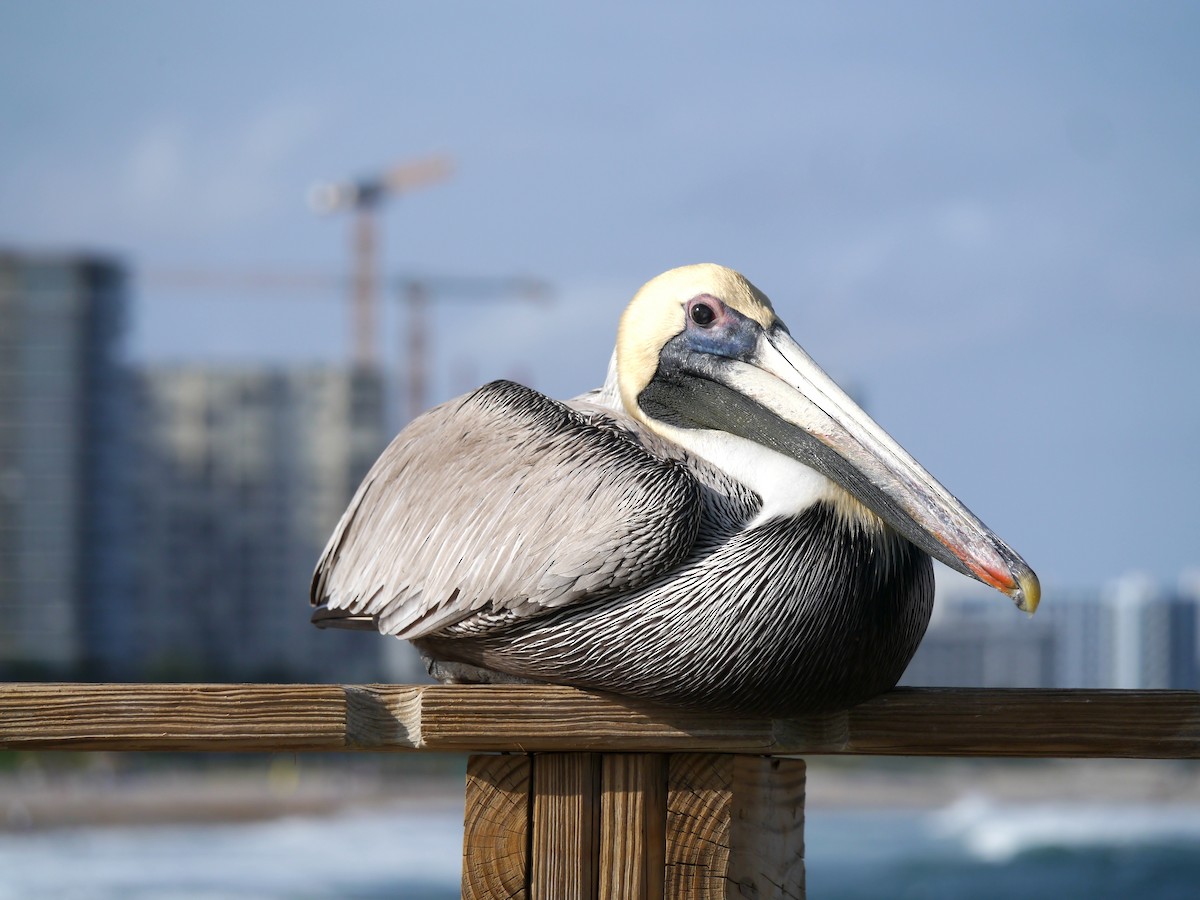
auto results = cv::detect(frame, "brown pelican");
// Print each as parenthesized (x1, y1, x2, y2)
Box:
(311, 264, 1038, 715)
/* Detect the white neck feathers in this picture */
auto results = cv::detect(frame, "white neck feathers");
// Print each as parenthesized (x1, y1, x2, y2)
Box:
(650, 422, 875, 528)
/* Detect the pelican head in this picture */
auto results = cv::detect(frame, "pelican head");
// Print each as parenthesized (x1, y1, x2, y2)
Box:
(616, 263, 1040, 613)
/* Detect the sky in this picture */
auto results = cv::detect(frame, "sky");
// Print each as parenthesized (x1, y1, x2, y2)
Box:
(1, 1, 1197, 592)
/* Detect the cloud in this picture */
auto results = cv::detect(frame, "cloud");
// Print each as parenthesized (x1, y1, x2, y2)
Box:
(120, 102, 327, 234)
(125, 123, 187, 206)
(0, 100, 329, 251)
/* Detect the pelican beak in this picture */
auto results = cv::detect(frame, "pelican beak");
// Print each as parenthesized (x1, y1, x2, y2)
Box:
(650, 323, 1040, 613)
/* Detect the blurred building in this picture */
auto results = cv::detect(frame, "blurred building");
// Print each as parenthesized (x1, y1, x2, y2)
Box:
(902, 574, 1200, 690)
(129, 364, 396, 682)
(1036, 587, 1118, 689)
(0, 252, 130, 677)
(900, 586, 1056, 688)
(1108, 574, 1199, 690)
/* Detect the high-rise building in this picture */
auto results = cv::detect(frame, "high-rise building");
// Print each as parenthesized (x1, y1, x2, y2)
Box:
(0, 252, 130, 677)
(900, 585, 1056, 688)
(1109, 573, 1199, 690)
(129, 364, 396, 681)
(1039, 587, 1118, 689)
(903, 575, 1200, 690)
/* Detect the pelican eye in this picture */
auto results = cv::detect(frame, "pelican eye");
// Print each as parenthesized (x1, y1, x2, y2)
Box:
(690, 303, 716, 327)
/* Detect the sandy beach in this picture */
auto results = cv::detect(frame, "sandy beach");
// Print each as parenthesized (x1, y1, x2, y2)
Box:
(4, 755, 1200, 832)
(1, 756, 464, 831)
(803, 757, 1200, 808)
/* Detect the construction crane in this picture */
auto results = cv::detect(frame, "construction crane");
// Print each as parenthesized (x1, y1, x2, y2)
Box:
(398, 275, 550, 422)
(307, 155, 454, 370)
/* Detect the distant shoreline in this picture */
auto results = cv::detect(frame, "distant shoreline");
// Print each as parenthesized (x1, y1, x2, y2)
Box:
(1, 761, 464, 832)
(803, 758, 1200, 809)
(4, 758, 1200, 832)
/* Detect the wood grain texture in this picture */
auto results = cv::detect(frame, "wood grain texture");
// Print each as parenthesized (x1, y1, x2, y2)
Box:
(665, 754, 733, 898)
(3, 684, 1200, 758)
(463, 754, 531, 900)
(841, 688, 1200, 758)
(665, 755, 805, 899)
(727, 757, 805, 900)
(530, 753, 600, 900)
(416, 684, 777, 752)
(0, 683, 353, 751)
(391, 685, 1200, 758)
(599, 753, 666, 900)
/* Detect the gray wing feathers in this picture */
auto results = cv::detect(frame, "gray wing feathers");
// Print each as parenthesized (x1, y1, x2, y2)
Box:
(311, 381, 702, 640)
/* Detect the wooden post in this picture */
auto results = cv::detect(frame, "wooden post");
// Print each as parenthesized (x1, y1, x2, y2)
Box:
(666, 755, 805, 899)
(463, 754, 532, 899)
(600, 753, 666, 900)
(463, 752, 805, 900)
(530, 753, 601, 899)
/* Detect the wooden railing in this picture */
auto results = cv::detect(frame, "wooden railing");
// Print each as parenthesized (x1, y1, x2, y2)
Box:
(4, 683, 1200, 899)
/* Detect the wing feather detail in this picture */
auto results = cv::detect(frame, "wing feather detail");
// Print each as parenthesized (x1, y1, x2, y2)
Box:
(311, 380, 702, 639)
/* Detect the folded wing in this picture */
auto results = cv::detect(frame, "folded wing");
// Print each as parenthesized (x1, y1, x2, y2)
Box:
(310, 380, 702, 640)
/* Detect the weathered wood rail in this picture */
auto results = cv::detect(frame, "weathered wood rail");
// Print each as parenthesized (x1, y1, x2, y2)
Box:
(4, 683, 1199, 898)
(4, 683, 1199, 756)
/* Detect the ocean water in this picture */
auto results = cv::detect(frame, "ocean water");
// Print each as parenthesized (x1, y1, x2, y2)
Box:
(2, 797, 1200, 898)
(806, 799, 1200, 900)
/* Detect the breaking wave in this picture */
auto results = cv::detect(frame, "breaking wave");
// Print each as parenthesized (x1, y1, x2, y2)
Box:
(929, 794, 1200, 863)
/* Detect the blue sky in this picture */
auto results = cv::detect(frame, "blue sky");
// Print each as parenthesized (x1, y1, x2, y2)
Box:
(2, 1, 1197, 590)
